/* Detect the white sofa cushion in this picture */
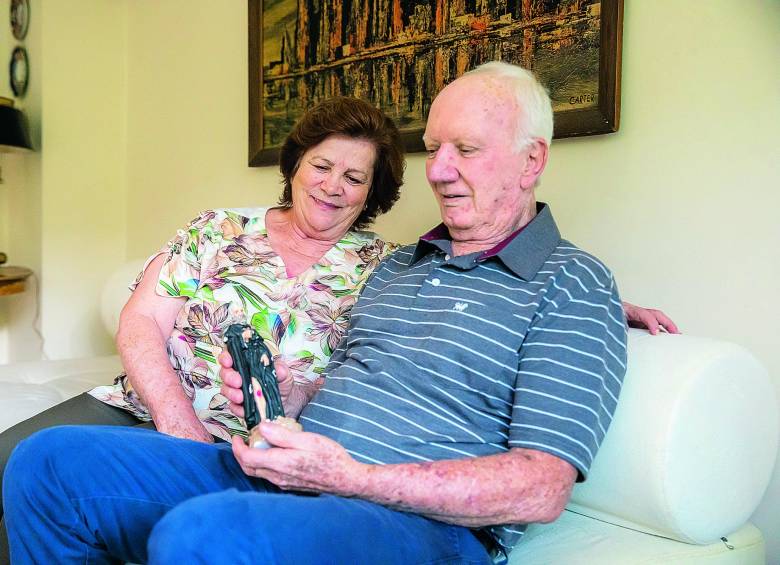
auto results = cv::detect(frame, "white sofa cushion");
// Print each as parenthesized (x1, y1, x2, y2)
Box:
(0, 258, 138, 433)
(0, 356, 122, 433)
(509, 510, 765, 565)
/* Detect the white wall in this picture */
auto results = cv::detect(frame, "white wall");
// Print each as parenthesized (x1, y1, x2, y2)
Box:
(124, 2, 268, 258)
(1, 2, 128, 362)
(37, 2, 128, 360)
(1, 0, 777, 560)
(0, 0, 41, 362)
(541, 4, 780, 559)
(1, 1, 127, 362)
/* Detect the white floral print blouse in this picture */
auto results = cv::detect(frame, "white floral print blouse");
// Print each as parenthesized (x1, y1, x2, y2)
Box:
(89, 207, 396, 441)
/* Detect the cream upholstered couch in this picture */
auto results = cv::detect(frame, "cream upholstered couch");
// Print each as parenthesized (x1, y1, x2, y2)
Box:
(0, 261, 777, 564)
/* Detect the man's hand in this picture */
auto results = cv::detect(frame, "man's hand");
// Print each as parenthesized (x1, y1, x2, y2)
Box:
(219, 351, 294, 419)
(623, 301, 680, 335)
(231, 421, 364, 495)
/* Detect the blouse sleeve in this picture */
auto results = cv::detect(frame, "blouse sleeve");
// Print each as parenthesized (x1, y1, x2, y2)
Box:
(133, 210, 224, 299)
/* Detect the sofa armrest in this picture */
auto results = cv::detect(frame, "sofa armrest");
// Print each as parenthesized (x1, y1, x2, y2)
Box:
(569, 329, 778, 544)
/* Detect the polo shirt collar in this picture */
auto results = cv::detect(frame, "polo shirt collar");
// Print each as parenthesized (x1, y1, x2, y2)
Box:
(410, 202, 561, 280)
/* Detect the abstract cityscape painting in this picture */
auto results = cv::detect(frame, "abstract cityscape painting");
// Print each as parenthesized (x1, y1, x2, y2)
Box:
(249, 0, 623, 166)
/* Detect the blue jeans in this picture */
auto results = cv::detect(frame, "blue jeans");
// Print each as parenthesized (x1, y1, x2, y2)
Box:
(3, 426, 491, 564)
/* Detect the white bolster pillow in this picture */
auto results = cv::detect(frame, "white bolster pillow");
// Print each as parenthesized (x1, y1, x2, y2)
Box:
(568, 329, 778, 544)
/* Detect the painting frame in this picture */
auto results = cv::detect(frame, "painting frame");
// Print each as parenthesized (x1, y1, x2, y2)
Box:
(248, 0, 623, 167)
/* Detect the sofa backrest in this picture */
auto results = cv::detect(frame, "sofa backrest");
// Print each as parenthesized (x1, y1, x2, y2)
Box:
(570, 329, 778, 544)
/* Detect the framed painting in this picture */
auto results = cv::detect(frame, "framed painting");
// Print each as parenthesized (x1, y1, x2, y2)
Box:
(249, 0, 623, 166)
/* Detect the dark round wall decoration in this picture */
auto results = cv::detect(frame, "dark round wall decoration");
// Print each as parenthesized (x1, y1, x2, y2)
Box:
(10, 0, 29, 40)
(10, 46, 29, 97)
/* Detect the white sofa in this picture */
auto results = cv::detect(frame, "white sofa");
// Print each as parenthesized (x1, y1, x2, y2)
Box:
(0, 262, 777, 564)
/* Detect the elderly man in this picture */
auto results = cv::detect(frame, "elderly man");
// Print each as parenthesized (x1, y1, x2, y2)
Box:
(3, 62, 627, 564)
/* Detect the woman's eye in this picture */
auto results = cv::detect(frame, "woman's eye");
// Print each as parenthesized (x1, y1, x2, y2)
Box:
(313, 163, 329, 171)
(345, 175, 365, 186)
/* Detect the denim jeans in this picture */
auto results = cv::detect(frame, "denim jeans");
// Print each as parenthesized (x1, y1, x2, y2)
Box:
(3, 426, 491, 564)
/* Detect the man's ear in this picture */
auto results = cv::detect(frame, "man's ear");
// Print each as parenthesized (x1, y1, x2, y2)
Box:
(519, 139, 549, 190)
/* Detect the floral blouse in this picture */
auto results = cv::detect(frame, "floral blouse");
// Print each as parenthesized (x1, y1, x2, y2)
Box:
(88, 207, 396, 441)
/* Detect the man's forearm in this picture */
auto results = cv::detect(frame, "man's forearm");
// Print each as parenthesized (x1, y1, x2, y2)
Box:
(351, 448, 576, 527)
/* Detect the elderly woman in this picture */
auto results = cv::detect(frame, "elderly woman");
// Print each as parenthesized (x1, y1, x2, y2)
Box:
(0, 96, 405, 558)
(89, 97, 404, 443)
(0, 98, 402, 459)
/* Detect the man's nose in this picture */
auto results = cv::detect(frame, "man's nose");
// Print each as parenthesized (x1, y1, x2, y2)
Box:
(426, 148, 459, 184)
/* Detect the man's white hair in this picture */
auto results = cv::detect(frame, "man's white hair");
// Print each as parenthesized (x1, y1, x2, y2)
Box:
(464, 61, 554, 150)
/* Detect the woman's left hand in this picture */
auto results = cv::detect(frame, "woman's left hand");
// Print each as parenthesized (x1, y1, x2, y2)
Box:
(622, 301, 680, 335)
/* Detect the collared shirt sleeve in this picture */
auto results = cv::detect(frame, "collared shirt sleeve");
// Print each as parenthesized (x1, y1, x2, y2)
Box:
(509, 257, 628, 480)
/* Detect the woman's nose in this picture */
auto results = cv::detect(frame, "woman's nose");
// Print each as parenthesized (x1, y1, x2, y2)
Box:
(321, 173, 342, 195)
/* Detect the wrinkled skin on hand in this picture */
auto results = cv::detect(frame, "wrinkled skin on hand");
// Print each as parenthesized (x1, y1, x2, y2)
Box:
(231, 422, 365, 496)
(622, 301, 680, 335)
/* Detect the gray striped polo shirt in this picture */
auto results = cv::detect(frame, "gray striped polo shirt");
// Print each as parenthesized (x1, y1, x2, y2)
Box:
(300, 203, 628, 559)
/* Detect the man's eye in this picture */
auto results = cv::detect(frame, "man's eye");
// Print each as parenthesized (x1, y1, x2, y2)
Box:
(425, 147, 438, 158)
(459, 147, 475, 155)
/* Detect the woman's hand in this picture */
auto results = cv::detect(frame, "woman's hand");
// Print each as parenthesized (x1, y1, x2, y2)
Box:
(219, 351, 292, 416)
(622, 301, 680, 335)
(218, 353, 246, 419)
(219, 351, 323, 421)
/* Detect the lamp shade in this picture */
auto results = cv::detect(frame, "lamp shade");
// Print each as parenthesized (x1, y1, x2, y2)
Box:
(0, 97, 33, 151)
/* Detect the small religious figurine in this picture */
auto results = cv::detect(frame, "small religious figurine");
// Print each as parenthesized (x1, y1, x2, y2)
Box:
(224, 324, 302, 448)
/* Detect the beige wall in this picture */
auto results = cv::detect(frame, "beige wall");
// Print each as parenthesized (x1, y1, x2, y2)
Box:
(0, 0, 41, 361)
(38, 2, 128, 359)
(1, 0, 127, 361)
(1, 0, 778, 560)
(124, 2, 265, 255)
(542, 4, 780, 558)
